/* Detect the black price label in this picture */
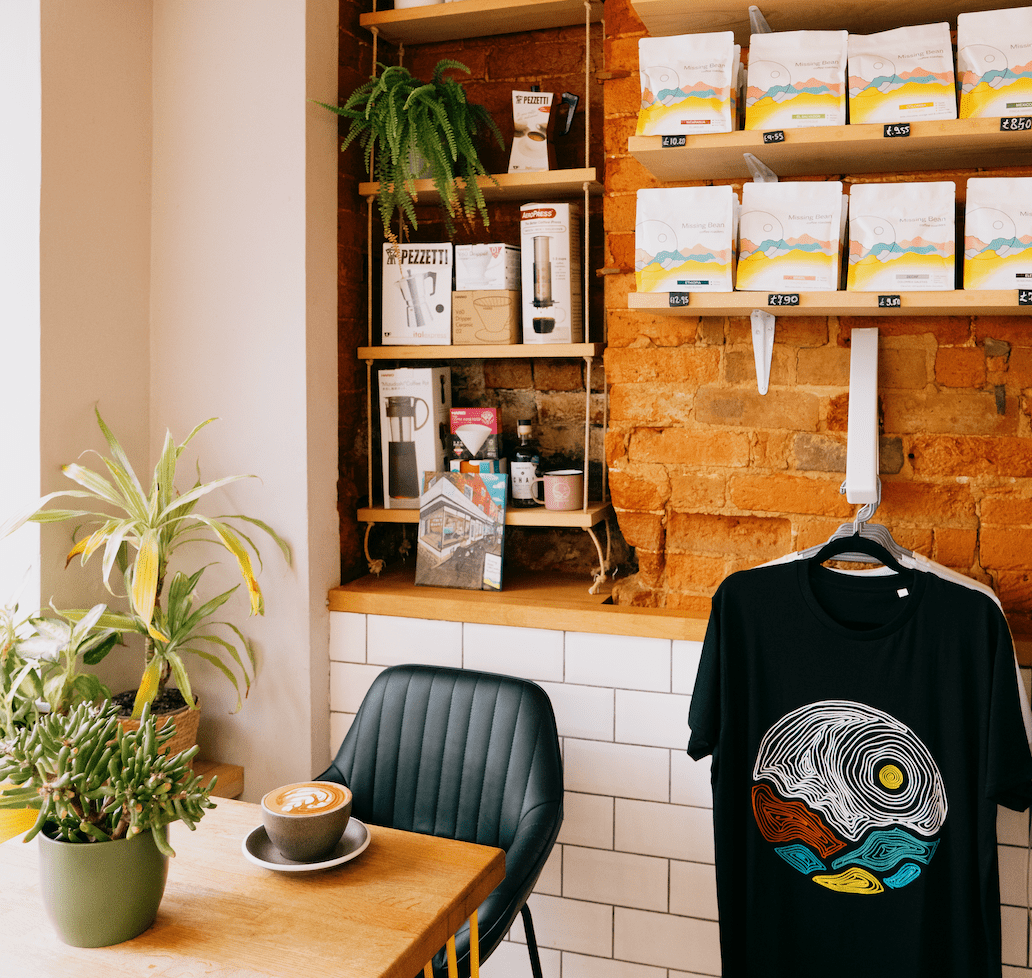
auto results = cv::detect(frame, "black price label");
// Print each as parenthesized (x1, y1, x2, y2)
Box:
(767, 293, 800, 307)
(878, 294, 902, 308)
(661, 135, 687, 148)
(668, 292, 691, 308)
(1001, 116, 1032, 131)
(1019, 289, 1032, 305)
(883, 123, 911, 138)
(763, 130, 786, 144)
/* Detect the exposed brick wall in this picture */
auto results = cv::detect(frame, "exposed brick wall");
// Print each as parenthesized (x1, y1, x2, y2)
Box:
(603, 0, 1032, 639)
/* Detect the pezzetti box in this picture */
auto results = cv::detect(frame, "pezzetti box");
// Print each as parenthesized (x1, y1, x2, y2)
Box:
(381, 243, 452, 345)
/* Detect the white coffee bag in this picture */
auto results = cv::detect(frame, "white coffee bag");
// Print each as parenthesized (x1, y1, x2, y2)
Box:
(737, 181, 844, 291)
(745, 31, 848, 130)
(963, 177, 1032, 289)
(635, 186, 737, 292)
(957, 7, 1032, 119)
(847, 182, 956, 292)
(847, 23, 957, 124)
(637, 32, 740, 135)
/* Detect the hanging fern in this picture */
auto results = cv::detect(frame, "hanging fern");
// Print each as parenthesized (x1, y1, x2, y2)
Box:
(314, 60, 504, 241)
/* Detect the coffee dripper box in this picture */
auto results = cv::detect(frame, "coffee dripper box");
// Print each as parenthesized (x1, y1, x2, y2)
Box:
(378, 366, 452, 509)
(509, 91, 559, 173)
(381, 243, 453, 345)
(452, 291, 520, 345)
(519, 202, 583, 344)
(454, 244, 521, 290)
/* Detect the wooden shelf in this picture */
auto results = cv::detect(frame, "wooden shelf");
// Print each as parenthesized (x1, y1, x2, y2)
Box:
(359, 500, 613, 529)
(629, 290, 1032, 317)
(359, 168, 601, 204)
(193, 759, 244, 800)
(630, 0, 1023, 46)
(629, 118, 1032, 183)
(359, 342, 604, 360)
(361, 0, 602, 45)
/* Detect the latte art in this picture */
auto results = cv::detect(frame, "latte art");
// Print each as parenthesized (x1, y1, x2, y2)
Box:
(265, 781, 350, 816)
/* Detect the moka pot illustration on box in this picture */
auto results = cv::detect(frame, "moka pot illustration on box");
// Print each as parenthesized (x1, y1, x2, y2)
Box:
(399, 271, 441, 333)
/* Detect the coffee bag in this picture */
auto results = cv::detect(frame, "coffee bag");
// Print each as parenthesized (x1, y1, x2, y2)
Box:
(957, 8, 1032, 119)
(847, 182, 956, 291)
(637, 32, 740, 135)
(963, 177, 1032, 289)
(745, 31, 848, 130)
(848, 23, 957, 124)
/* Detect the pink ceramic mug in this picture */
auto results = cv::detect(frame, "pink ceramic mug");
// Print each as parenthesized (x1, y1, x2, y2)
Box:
(530, 469, 584, 511)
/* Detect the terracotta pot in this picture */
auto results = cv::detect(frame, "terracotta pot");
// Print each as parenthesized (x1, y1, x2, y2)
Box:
(37, 827, 169, 947)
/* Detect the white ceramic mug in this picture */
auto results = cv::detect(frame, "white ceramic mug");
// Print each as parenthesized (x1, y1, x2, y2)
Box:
(529, 469, 584, 511)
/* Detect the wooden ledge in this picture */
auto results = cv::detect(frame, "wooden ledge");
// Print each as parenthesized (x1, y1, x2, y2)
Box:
(328, 567, 708, 642)
(194, 760, 244, 800)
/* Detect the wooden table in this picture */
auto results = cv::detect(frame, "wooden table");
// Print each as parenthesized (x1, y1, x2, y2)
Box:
(0, 797, 505, 978)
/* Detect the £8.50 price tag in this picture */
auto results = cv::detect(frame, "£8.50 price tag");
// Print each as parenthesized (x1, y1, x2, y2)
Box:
(1001, 116, 1032, 131)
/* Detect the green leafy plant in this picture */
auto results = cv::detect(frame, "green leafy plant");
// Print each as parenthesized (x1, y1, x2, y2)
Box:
(0, 700, 214, 856)
(0, 409, 291, 719)
(315, 59, 504, 241)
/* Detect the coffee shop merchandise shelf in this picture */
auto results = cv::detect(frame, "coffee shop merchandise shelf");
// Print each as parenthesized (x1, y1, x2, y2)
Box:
(358, 500, 612, 529)
(628, 290, 1032, 317)
(359, 342, 604, 361)
(630, 0, 1019, 45)
(359, 168, 602, 205)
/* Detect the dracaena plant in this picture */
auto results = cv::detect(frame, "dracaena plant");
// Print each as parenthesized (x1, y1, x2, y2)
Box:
(0, 699, 215, 855)
(0, 409, 291, 719)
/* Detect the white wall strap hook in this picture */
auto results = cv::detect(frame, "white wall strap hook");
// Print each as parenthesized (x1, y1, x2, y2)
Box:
(748, 5, 773, 33)
(751, 310, 776, 395)
(744, 153, 778, 183)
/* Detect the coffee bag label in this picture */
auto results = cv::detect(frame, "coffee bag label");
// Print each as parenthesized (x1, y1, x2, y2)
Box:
(847, 181, 956, 291)
(848, 23, 957, 124)
(635, 186, 737, 292)
(737, 182, 844, 291)
(963, 177, 1032, 289)
(958, 8, 1032, 119)
(636, 32, 739, 136)
(746, 31, 848, 130)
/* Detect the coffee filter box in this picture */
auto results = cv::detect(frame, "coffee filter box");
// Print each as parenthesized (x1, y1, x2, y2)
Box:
(847, 182, 956, 291)
(745, 30, 848, 130)
(963, 177, 1032, 289)
(382, 243, 452, 345)
(958, 7, 1032, 119)
(454, 244, 520, 291)
(636, 32, 741, 135)
(635, 186, 737, 292)
(848, 23, 957, 124)
(737, 181, 845, 291)
(520, 202, 583, 343)
(378, 367, 451, 510)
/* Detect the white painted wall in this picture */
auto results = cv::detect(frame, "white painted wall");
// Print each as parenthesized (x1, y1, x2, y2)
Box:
(0, 0, 340, 800)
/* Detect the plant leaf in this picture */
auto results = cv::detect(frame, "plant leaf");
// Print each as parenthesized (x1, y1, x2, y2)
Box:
(130, 528, 160, 629)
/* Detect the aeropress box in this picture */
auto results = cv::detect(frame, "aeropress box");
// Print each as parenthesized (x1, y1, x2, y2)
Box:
(520, 202, 583, 344)
(378, 367, 452, 510)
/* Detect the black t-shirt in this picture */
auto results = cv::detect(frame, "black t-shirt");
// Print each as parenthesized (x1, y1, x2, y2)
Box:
(687, 560, 1032, 978)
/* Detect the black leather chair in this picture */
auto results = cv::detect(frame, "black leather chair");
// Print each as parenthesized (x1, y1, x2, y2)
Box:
(318, 663, 563, 978)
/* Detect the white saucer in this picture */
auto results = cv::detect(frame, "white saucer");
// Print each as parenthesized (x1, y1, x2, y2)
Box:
(242, 817, 370, 872)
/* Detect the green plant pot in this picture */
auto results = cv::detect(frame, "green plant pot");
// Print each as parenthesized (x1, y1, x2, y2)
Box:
(37, 827, 169, 947)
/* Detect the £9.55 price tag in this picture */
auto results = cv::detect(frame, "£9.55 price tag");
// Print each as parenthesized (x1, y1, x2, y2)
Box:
(763, 130, 785, 144)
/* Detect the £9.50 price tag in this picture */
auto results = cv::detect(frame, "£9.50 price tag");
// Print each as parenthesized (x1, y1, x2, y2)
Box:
(878, 294, 902, 308)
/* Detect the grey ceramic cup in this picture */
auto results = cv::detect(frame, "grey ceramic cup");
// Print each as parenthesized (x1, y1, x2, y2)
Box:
(260, 780, 353, 862)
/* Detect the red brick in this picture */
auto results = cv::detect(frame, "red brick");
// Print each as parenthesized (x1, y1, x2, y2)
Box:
(932, 528, 978, 568)
(839, 316, 971, 345)
(881, 391, 1017, 436)
(880, 348, 930, 390)
(611, 576, 664, 607)
(613, 511, 665, 551)
(750, 430, 794, 469)
(603, 192, 636, 236)
(974, 317, 1032, 346)
(663, 593, 714, 617)
(534, 360, 584, 391)
(879, 480, 976, 522)
(910, 436, 1032, 478)
(695, 387, 820, 431)
(730, 474, 855, 518)
(629, 427, 751, 467)
(726, 316, 827, 348)
(724, 348, 794, 387)
(997, 572, 1032, 613)
(1007, 347, 1032, 387)
(665, 553, 729, 593)
(606, 430, 628, 467)
(667, 512, 793, 559)
(982, 527, 1032, 571)
(609, 384, 694, 425)
(982, 490, 1032, 525)
(610, 464, 670, 511)
(607, 309, 700, 348)
(797, 347, 850, 387)
(483, 360, 534, 389)
(670, 473, 726, 511)
(935, 347, 986, 388)
(605, 347, 720, 385)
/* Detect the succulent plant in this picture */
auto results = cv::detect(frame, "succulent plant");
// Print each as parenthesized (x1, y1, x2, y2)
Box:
(0, 699, 215, 856)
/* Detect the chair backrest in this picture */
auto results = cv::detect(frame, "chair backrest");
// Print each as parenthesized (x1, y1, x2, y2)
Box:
(319, 664, 564, 973)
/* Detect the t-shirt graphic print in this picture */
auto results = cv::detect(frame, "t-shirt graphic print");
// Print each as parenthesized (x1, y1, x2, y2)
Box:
(752, 699, 947, 894)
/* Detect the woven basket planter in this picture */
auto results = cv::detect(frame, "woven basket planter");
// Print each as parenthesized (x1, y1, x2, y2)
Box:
(118, 700, 200, 762)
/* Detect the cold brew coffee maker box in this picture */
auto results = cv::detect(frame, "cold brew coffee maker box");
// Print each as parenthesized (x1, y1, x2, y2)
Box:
(519, 202, 583, 344)
(381, 243, 453, 345)
(378, 366, 452, 510)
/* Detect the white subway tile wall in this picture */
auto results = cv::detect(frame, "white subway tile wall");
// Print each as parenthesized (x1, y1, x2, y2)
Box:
(328, 612, 1032, 976)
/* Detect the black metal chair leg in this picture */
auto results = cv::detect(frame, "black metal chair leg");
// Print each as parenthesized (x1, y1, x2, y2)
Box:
(521, 903, 544, 978)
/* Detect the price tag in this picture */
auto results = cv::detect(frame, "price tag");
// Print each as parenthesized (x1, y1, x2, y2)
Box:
(883, 123, 911, 138)
(668, 292, 691, 308)
(763, 130, 786, 144)
(878, 294, 902, 308)
(1019, 289, 1032, 305)
(767, 293, 800, 307)
(1001, 116, 1032, 131)
(661, 135, 687, 148)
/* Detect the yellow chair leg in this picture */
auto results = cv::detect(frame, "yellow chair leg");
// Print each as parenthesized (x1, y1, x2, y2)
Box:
(447, 935, 458, 978)
(469, 910, 480, 978)
(424, 964, 433, 978)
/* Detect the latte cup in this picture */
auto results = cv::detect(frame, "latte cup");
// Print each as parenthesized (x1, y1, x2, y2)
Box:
(261, 780, 353, 862)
